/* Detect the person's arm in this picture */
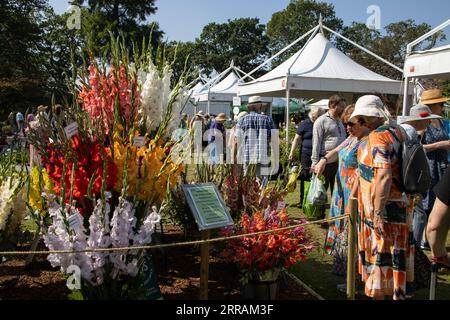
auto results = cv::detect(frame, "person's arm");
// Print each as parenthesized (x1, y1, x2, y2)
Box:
(311, 119, 323, 166)
(313, 146, 339, 176)
(372, 168, 393, 237)
(289, 134, 301, 161)
(423, 140, 450, 152)
(370, 132, 397, 236)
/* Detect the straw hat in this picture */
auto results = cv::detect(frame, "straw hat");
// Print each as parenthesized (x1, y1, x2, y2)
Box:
(215, 113, 227, 122)
(235, 111, 248, 122)
(349, 95, 389, 121)
(420, 89, 450, 105)
(196, 110, 205, 118)
(397, 104, 442, 124)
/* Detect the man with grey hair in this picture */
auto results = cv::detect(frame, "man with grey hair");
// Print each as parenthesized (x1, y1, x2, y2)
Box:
(311, 95, 347, 195)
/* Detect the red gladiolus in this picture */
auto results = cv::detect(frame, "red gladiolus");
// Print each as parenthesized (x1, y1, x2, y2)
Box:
(42, 136, 118, 215)
(79, 62, 141, 133)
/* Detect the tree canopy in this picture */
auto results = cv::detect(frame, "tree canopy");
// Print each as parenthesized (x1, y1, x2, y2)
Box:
(1, 0, 448, 120)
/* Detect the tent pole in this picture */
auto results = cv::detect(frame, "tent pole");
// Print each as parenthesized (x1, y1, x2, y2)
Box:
(207, 88, 211, 115)
(234, 66, 256, 81)
(240, 26, 320, 82)
(322, 25, 403, 74)
(407, 19, 450, 54)
(285, 78, 290, 144)
(199, 66, 232, 93)
(402, 77, 410, 116)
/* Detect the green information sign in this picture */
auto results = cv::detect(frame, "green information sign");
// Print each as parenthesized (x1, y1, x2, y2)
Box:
(182, 183, 234, 231)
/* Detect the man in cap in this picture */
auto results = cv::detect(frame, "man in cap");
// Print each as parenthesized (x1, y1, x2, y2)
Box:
(234, 96, 276, 183)
(311, 95, 347, 194)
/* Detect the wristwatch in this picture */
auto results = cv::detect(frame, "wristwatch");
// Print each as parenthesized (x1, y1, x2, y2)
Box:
(320, 156, 328, 163)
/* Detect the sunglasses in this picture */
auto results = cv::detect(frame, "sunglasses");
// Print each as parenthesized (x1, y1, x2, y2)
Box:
(345, 122, 356, 127)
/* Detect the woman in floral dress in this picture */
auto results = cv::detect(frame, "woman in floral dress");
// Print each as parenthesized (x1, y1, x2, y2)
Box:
(314, 105, 370, 275)
(351, 96, 414, 300)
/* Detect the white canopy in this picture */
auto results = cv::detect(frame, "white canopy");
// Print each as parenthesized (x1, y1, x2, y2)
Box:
(189, 81, 207, 96)
(402, 19, 450, 115)
(306, 99, 330, 110)
(404, 44, 450, 79)
(238, 32, 404, 99)
(196, 71, 249, 102)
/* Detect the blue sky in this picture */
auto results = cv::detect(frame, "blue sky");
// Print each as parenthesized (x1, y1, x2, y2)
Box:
(49, 0, 450, 43)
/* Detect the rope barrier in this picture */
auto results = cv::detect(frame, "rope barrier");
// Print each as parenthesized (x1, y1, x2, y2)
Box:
(0, 214, 349, 256)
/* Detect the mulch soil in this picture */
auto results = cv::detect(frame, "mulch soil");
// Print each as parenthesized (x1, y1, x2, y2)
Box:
(0, 225, 316, 300)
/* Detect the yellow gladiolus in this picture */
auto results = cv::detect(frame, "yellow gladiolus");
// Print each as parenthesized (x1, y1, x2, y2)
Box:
(29, 166, 54, 217)
(112, 138, 182, 203)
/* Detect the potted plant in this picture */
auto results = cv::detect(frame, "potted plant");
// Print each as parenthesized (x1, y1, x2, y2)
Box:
(221, 209, 313, 300)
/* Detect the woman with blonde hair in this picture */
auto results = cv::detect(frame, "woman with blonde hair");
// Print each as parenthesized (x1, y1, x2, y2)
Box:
(289, 107, 325, 207)
(352, 95, 414, 300)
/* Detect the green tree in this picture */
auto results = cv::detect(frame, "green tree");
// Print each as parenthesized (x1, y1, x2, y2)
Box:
(266, 0, 343, 66)
(332, 20, 446, 80)
(73, 0, 163, 57)
(0, 0, 49, 118)
(38, 7, 84, 101)
(195, 18, 269, 76)
(164, 41, 200, 86)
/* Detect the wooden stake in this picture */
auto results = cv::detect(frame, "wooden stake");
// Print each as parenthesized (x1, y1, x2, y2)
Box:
(199, 229, 210, 300)
(347, 197, 357, 300)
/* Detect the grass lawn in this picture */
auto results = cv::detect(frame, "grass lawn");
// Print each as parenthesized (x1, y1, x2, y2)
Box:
(284, 182, 450, 300)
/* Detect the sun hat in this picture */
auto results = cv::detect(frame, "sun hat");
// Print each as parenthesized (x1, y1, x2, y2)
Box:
(349, 95, 390, 122)
(215, 113, 227, 122)
(420, 89, 450, 105)
(248, 96, 263, 104)
(196, 110, 205, 118)
(397, 104, 442, 124)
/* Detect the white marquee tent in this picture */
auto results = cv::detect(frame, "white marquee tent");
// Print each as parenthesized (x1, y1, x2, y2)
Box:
(402, 19, 450, 115)
(192, 62, 254, 117)
(237, 19, 410, 140)
(238, 31, 403, 99)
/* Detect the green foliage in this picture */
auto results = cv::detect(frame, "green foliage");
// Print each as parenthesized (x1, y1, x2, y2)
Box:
(0, 0, 49, 118)
(339, 20, 446, 80)
(195, 18, 270, 76)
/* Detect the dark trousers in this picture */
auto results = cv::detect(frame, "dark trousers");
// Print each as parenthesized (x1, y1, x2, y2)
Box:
(323, 161, 339, 195)
(299, 152, 312, 205)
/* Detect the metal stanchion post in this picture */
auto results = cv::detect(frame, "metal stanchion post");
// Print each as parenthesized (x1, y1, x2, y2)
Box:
(430, 263, 438, 300)
(199, 230, 211, 300)
(346, 198, 357, 300)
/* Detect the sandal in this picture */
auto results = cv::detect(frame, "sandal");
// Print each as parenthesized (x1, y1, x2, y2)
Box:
(432, 255, 450, 270)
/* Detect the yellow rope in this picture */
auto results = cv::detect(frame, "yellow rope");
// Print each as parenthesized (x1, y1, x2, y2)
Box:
(0, 215, 349, 256)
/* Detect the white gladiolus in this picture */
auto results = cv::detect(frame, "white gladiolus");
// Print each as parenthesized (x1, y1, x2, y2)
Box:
(0, 177, 23, 232)
(139, 62, 175, 132)
(43, 190, 161, 286)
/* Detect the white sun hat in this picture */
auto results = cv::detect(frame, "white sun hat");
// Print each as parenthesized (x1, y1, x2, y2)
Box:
(349, 95, 390, 121)
(397, 104, 442, 124)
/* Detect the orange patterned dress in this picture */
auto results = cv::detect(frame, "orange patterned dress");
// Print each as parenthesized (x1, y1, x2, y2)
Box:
(357, 126, 415, 300)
